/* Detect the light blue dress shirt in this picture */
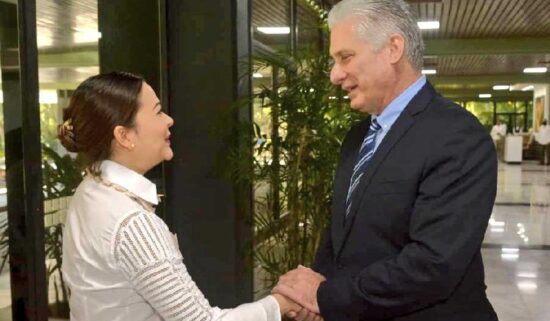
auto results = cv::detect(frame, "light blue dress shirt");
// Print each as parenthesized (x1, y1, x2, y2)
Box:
(372, 75, 427, 152)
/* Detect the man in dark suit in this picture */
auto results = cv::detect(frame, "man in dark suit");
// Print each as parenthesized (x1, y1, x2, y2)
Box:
(272, 0, 498, 320)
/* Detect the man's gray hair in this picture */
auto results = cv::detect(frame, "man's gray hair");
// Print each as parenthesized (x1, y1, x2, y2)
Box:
(328, 0, 424, 71)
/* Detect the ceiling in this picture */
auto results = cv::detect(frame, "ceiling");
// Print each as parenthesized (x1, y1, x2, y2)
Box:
(2, 0, 549, 100)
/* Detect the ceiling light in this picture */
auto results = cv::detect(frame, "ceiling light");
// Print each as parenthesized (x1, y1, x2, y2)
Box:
(252, 72, 263, 78)
(523, 67, 547, 74)
(522, 85, 534, 91)
(257, 27, 290, 34)
(501, 247, 519, 253)
(479, 94, 492, 98)
(493, 85, 510, 90)
(422, 69, 437, 75)
(417, 21, 440, 30)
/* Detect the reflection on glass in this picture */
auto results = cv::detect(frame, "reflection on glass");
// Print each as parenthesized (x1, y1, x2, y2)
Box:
(251, 64, 274, 299)
(252, 0, 290, 53)
(517, 280, 538, 293)
(517, 272, 537, 278)
(297, 2, 321, 53)
(36, 0, 99, 318)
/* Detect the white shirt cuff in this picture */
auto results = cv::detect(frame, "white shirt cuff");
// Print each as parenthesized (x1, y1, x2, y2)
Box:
(259, 295, 282, 321)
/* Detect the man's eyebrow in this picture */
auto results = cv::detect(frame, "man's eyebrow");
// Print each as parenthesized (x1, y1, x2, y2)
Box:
(332, 50, 353, 59)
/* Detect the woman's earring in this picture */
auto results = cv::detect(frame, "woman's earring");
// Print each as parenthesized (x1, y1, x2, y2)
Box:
(130, 143, 135, 150)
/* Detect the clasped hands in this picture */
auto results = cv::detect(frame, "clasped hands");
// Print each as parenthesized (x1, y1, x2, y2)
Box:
(272, 265, 325, 321)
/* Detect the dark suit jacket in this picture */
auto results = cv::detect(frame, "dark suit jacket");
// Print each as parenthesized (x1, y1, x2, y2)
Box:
(314, 82, 498, 321)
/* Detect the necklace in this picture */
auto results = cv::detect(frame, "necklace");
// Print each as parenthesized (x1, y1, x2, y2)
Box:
(89, 173, 156, 213)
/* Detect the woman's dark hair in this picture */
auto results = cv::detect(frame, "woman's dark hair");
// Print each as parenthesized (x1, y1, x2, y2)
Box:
(57, 71, 144, 173)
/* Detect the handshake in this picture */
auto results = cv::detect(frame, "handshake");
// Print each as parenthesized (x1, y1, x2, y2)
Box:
(271, 265, 326, 321)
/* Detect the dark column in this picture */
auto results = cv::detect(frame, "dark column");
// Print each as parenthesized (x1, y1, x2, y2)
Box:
(98, 0, 163, 92)
(290, 0, 298, 55)
(97, 0, 168, 217)
(1, 1, 48, 320)
(165, 0, 253, 306)
(493, 100, 497, 124)
(523, 101, 529, 132)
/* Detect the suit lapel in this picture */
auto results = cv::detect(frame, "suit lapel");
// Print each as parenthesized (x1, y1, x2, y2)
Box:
(335, 82, 437, 257)
(331, 118, 371, 254)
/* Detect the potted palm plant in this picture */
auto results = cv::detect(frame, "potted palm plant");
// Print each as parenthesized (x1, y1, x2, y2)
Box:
(228, 49, 362, 294)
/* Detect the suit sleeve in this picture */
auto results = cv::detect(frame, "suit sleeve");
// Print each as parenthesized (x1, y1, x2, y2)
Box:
(317, 113, 497, 320)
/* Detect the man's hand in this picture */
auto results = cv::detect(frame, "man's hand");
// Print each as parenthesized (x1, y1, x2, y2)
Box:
(272, 265, 326, 314)
(287, 307, 324, 321)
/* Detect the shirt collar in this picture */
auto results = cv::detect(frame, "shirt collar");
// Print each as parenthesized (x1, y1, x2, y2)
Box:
(375, 75, 427, 131)
(99, 160, 159, 205)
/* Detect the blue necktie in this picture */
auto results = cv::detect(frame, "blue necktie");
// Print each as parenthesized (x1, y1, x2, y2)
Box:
(345, 119, 382, 218)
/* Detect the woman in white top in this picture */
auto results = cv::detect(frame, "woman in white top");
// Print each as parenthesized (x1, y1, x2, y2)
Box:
(59, 72, 317, 321)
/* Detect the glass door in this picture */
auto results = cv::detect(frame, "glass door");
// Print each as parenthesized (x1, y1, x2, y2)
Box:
(0, 1, 20, 319)
(36, 0, 99, 318)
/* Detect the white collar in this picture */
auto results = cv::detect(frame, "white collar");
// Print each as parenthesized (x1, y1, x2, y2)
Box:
(99, 160, 159, 205)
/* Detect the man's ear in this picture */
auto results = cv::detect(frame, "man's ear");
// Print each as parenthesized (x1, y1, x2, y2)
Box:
(113, 125, 135, 150)
(387, 33, 405, 64)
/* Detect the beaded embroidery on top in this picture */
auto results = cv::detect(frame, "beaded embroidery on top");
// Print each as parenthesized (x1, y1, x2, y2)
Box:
(88, 170, 156, 213)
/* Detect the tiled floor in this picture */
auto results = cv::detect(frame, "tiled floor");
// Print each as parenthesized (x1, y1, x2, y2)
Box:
(484, 161, 550, 321)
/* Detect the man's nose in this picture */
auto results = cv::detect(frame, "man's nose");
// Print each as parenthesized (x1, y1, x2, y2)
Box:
(330, 64, 345, 85)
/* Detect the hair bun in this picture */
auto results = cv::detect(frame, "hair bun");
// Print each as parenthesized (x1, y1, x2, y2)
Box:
(57, 119, 79, 152)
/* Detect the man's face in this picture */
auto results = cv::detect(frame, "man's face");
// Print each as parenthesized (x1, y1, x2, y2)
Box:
(329, 19, 396, 115)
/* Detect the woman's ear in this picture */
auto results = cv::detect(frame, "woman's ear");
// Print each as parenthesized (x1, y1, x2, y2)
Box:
(113, 125, 135, 150)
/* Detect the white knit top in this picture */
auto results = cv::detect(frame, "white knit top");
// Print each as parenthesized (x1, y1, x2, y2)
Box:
(62, 160, 280, 321)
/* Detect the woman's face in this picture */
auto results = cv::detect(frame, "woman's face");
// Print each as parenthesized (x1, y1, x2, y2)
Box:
(129, 82, 174, 172)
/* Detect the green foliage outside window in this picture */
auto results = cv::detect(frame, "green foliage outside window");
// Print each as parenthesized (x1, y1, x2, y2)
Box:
(465, 101, 493, 129)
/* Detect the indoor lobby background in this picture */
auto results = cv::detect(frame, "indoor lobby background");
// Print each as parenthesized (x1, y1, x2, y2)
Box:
(0, 0, 549, 320)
